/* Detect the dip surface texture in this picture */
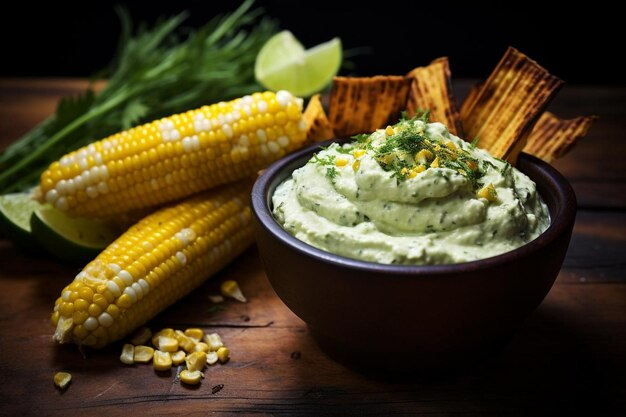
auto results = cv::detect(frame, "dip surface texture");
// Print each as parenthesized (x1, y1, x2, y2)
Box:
(272, 118, 550, 265)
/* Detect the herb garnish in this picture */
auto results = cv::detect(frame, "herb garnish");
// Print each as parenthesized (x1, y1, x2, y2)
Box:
(366, 112, 485, 189)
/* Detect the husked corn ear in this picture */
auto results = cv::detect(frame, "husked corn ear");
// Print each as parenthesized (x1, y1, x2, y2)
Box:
(51, 182, 254, 348)
(37, 91, 307, 218)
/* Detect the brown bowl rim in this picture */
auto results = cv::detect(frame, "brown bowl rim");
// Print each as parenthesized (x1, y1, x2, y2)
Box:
(252, 140, 577, 276)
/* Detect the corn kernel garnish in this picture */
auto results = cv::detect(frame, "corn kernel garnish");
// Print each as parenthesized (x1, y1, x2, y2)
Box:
(477, 183, 498, 202)
(54, 372, 72, 390)
(335, 158, 348, 167)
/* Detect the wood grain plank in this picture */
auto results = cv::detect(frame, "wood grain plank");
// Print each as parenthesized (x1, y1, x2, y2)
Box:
(0, 246, 624, 416)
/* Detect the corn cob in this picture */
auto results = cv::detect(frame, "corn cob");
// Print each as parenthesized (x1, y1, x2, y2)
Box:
(51, 181, 253, 348)
(37, 91, 306, 218)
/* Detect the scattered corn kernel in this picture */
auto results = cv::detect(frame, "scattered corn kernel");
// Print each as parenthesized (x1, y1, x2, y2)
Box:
(153, 350, 172, 371)
(207, 351, 219, 365)
(204, 333, 224, 351)
(445, 141, 457, 150)
(184, 328, 204, 341)
(477, 183, 498, 202)
(54, 372, 72, 390)
(220, 280, 247, 303)
(152, 328, 175, 347)
(180, 370, 203, 385)
(175, 330, 197, 353)
(400, 167, 409, 176)
(208, 295, 224, 303)
(185, 351, 208, 372)
(430, 156, 440, 168)
(352, 160, 361, 172)
(217, 347, 230, 363)
(194, 342, 210, 353)
(120, 343, 135, 365)
(130, 327, 152, 346)
(157, 336, 179, 352)
(385, 126, 395, 136)
(134, 345, 155, 363)
(171, 350, 186, 365)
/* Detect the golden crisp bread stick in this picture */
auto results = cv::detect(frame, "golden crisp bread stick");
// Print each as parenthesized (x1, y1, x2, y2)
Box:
(524, 112, 597, 162)
(406, 57, 463, 136)
(328, 75, 412, 137)
(462, 47, 563, 164)
(304, 94, 335, 142)
(459, 82, 483, 123)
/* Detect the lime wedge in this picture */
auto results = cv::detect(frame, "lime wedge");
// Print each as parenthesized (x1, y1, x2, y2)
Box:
(0, 192, 42, 248)
(255, 31, 342, 97)
(31, 207, 121, 264)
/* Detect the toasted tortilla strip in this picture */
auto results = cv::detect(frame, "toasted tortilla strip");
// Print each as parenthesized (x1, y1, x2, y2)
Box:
(462, 47, 563, 164)
(406, 57, 463, 136)
(459, 81, 483, 123)
(304, 94, 335, 142)
(524, 112, 597, 162)
(328, 75, 411, 137)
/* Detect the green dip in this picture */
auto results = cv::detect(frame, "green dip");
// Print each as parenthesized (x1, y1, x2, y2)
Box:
(272, 115, 550, 265)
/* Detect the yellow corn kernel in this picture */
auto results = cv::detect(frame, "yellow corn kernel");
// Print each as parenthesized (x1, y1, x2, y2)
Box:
(400, 167, 409, 176)
(171, 350, 186, 365)
(120, 343, 135, 365)
(415, 149, 434, 164)
(352, 160, 361, 172)
(415, 165, 426, 174)
(204, 333, 224, 351)
(217, 347, 230, 363)
(180, 370, 203, 385)
(185, 351, 208, 372)
(353, 149, 366, 159)
(335, 158, 348, 167)
(385, 126, 395, 136)
(220, 280, 247, 303)
(175, 330, 197, 353)
(445, 141, 457, 150)
(153, 350, 172, 371)
(206, 351, 219, 365)
(152, 328, 176, 347)
(134, 345, 155, 363)
(157, 336, 179, 352)
(194, 342, 210, 353)
(36, 92, 307, 218)
(184, 328, 204, 341)
(430, 156, 440, 168)
(54, 372, 72, 390)
(130, 327, 152, 346)
(477, 183, 498, 202)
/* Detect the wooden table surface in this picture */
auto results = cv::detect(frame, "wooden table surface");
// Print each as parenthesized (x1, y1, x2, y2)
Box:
(0, 79, 624, 416)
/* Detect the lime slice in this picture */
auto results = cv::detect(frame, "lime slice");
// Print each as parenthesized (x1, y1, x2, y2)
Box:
(255, 31, 342, 97)
(31, 207, 121, 264)
(0, 192, 42, 249)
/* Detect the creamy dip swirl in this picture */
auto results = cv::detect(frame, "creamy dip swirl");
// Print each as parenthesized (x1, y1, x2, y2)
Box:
(272, 118, 550, 265)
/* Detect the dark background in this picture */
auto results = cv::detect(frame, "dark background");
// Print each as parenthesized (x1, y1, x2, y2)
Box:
(1, 1, 620, 84)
